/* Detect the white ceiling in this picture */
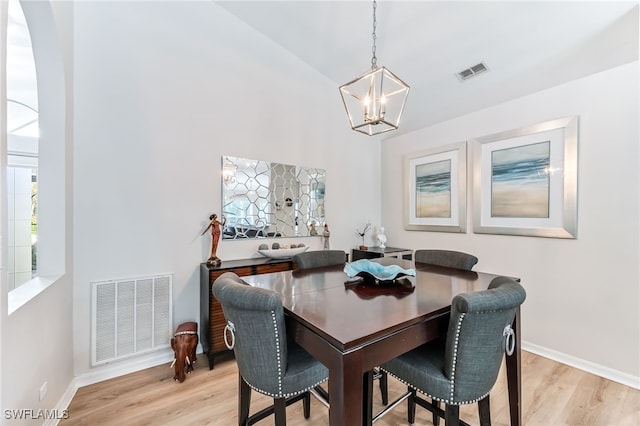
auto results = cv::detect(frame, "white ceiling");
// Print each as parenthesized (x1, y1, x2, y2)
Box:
(6, 1, 638, 139)
(217, 1, 639, 136)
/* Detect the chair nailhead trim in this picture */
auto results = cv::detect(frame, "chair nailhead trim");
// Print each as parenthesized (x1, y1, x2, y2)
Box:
(271, 310, 284, 396)
(245, 379, 328, 400)
(449, 312, 465, 404)
(380, 370, 490, 406)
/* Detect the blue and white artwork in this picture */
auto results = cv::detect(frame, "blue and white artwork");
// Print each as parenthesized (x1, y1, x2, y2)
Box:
(491, 141, 550, 218)
(415, 159, 451, 218)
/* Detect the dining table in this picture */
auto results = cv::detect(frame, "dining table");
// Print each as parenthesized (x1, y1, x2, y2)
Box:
(242, 257, 522, 426)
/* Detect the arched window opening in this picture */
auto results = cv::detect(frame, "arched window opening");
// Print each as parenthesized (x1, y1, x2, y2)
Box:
(6, 0, 38, 290)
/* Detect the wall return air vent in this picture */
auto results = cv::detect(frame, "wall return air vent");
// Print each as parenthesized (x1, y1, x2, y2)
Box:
(91, 274, 172, 366)
(456, 62, 489, 81)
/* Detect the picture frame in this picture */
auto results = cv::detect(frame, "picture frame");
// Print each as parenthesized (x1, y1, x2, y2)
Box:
(471, 116, 578, 238)
(404, 141, 467, 233)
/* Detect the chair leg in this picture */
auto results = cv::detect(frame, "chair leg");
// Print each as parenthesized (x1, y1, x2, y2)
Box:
(379, 371, 389, 405)
(303, 392, 311, 419)
(445, 404, 460, 426)
(273, 398, 286, 426)
(313, 385, 330, 403)
(239, 375, 251, 426)
(431, 399, 441, 426)
(408, 388, 417, 424)
(363, 370, 374, 424)
(478, 395, 491, 426)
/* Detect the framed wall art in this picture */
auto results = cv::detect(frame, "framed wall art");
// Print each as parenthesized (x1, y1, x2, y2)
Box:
(404, 141, 467, 233)
(471, 116, 578, 238)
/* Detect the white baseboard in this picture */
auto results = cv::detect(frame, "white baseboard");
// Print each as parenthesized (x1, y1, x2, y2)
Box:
(74, 350, 175, 388)
(522, 340, 640, 390)
(44, 380, 77, 426)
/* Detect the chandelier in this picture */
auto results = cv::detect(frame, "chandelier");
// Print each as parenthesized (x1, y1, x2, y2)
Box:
(339, 0, 409, 136)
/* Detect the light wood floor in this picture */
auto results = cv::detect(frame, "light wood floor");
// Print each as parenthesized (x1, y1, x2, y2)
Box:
(61, 351, 639, 425)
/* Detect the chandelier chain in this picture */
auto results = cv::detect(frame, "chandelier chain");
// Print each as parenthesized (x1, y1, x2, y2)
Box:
(371, 0, 377, 69)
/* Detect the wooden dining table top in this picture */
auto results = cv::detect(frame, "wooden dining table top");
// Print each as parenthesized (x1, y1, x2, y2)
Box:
(242, 257, 506, 353)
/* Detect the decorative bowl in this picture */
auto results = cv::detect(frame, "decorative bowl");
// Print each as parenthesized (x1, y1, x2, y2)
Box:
(344, 259, 416, 285)
(258, 246, 309, 259)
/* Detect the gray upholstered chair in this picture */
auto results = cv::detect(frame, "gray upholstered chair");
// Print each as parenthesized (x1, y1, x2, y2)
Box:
(293, 250, 346, 270)
(414, 249, 479, 270)
(212, 272, 329, 425)
(374, 276, 526, 425)
(376, 249, 479, 406)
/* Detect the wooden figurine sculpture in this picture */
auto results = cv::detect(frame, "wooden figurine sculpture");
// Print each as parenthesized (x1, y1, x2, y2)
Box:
(201, 213, 225, 267)
(170, 321, 198, 383)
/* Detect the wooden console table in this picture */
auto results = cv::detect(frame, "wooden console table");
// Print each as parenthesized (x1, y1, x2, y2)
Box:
(200, 257, 295, 369)
(352, 246, 413, 261)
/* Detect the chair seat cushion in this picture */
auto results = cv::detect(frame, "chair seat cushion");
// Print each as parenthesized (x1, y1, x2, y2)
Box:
(381, 338, 452, 403)
(246, 338, 328, 398)
(281, 339, 328, 394)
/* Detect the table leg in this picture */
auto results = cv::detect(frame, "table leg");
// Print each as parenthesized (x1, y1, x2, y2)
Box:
(327, 351, 364, 425)
(505, 306, 522, 426)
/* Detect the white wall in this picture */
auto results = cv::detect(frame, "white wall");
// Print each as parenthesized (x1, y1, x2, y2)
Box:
(1, 0, 7, 416)
(381, 62, 640, 386)
(72, 1, 381, 379)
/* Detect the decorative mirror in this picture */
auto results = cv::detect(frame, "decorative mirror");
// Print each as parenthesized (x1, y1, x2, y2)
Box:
(221, 156, 326, 239)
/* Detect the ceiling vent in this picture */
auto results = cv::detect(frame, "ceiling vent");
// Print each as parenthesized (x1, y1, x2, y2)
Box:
(456, 62, 488, 81)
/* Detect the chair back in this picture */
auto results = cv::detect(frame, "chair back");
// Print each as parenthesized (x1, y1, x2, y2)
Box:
(414, 249, 478, 270)
(293, 250, 346, 270)
(212, 272, 288, 395)
(443, 276, 526, 403)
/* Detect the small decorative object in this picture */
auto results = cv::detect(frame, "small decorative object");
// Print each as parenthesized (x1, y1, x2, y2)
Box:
(377, 226, 387, 248)
(344, 259, 415, 286)
(170, 322, 198, 383)
(323, 224, 331, 250)
(356, 221, 371, 250)
(258, 245, 309, 259)
(309, 221, 318, 236)
(201, 213, 226, 267)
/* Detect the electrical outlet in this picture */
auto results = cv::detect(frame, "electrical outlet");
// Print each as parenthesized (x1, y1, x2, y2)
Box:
(39, 382, 47, 401)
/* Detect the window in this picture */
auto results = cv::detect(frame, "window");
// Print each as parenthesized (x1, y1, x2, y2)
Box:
(6, 0, 39, 290)
(5, 0, 66, 313)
